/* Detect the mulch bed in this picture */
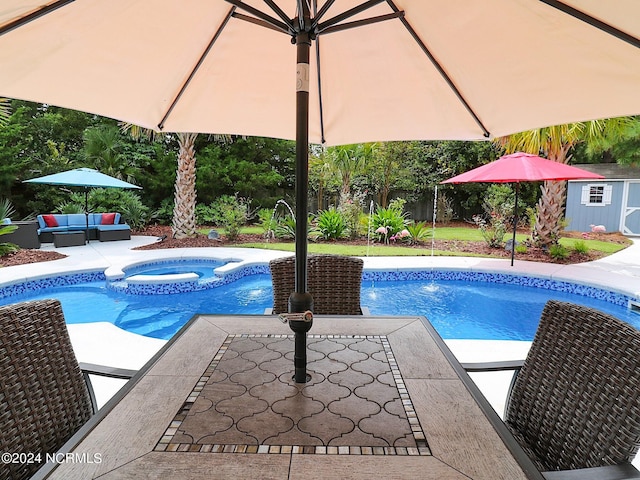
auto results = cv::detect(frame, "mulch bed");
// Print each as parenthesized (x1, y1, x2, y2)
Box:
(0, 249, 67, 267)
(1, 223, 628, 268)
(132, 224, 623, 265)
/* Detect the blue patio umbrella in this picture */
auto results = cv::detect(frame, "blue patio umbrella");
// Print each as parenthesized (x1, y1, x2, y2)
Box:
(24, 168, 142, 243)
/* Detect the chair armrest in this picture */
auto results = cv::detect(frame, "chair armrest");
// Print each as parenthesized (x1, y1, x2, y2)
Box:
(79, 362, 137, 379)
(79, 362, 137, 413)
(461, 359, 525, 372)
(462, 359, 526, 418)
(543, 463, 640, 480)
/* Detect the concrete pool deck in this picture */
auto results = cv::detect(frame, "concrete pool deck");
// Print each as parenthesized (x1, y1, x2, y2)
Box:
(1, 235, 639, 417)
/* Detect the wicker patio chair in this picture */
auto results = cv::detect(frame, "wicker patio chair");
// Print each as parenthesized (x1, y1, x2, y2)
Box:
(463, 300, 640, 478)
(0, 299, 136, 480)
(269, 254, 364, 315)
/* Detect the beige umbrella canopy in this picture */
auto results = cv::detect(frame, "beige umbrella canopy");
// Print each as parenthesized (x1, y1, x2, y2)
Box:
(2, 2, 640, 377)
(1, 1, 640, 145)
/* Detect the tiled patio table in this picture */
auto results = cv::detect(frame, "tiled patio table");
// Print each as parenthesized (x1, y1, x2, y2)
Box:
(37, 315, 544, 480)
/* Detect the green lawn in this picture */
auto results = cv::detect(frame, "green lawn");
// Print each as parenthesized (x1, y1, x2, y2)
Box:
(201, 225, 628, 258)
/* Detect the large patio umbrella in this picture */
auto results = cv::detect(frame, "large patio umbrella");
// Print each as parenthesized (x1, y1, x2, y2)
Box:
(441, 152, 604, 265)
(2, 2, 640, 382)
(24, 168, 142, 243)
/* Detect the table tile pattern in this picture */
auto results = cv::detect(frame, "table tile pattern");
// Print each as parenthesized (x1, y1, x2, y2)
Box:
(156, 334, 430, 455)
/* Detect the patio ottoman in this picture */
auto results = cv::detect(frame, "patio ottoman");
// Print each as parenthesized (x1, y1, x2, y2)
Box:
(97, 225, 131, 242)
(53, 231, 86, 247)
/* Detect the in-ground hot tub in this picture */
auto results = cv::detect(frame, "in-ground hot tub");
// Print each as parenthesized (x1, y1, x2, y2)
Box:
(105, 258, 239, 294)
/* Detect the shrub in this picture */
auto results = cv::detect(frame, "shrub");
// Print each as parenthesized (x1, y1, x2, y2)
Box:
(207, 194, 255, 241)
(57, 201, 85, 214)
(272, 214, 317, 241)
(120, 198, 150, 230)
(195, 203, 216, 225)
(525, 206, 537, 236)
(472, 213, 509, 248)
(257, 208, 278, 239)
(436, 193, 455, 225)
(515, 244, 528, 254)
(405, 221, 432, 245)
(151, 198, 173, 225)
(372, 199, 408, 243)
(0, 224, 19, 256)
(67, 188, 150, 229)
(572, 240, 589, 254)
(472, 186, 514, 248)
(0, 198, 16, 221)
(315, 207, 347, 240)
(274, 214, 296, 240)
(549, 244, 569, 260)
(338, 191, 365, 239)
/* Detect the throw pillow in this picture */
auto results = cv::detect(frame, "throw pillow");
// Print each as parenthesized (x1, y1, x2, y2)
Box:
(42, 214, 58, 227)
(101, 213, 116, 225)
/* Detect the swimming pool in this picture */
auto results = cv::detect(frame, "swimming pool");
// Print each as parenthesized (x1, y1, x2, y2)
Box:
(1, 266, 637, 341)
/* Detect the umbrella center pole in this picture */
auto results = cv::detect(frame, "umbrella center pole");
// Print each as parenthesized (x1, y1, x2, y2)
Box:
(288, 27, 313, 384)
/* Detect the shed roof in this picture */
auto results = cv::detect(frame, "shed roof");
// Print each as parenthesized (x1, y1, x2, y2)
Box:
(572, 163, 640, 180)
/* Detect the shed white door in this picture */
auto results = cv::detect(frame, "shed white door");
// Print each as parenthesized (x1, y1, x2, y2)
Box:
(622, 181, 640, 235)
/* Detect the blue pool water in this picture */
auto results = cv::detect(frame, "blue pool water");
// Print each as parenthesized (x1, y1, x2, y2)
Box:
(1, 272, 638, 341)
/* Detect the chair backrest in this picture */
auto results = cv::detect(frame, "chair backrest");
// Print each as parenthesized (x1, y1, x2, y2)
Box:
(0, 299, 92, 480)
(505, 300, 640, 472)
(269, 254, 364, 315)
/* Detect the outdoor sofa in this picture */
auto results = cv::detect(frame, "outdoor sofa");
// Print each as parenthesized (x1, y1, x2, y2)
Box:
(0, 219, 40, 248)
(37, 212, 131, 242)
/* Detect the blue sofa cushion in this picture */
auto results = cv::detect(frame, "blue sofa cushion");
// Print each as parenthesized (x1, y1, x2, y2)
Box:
(96, 224, 129, 231)
(66, 214, 87, 227)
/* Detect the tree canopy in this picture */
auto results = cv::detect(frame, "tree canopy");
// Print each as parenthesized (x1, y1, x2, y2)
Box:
(1, 99, 638, 228)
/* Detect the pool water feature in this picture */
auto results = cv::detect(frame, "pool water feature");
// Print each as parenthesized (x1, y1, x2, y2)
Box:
(1, 267, 638, 342)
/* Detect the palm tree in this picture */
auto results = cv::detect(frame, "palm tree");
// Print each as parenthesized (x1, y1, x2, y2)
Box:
(121, 124, 199, 239)
(84, 125, 139, 184)
(326, 143, 377, 196)
(309, 149, 333, 210)
(172, 132, 198, 239)
(122, 124, 236, 239)
(498, 118, 633, 247)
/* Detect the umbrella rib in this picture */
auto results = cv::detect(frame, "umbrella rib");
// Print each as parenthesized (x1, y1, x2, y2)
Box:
(315, 38, 326, 144)
(318, 12, 403, 35)
(158, 7, 236, 131)
(315, 0, 386, 32)
(310, 0, 336, 31)
(232, 12, 291, 35)
(296, 0, 309, 31)
(263, 0, 296, 31)
(226, 0, 294, 35)
(540, 0, 640, 50)
(313, 1, 326, 144)
(385, 0, 490, 138)
(0, 0, 75, 36)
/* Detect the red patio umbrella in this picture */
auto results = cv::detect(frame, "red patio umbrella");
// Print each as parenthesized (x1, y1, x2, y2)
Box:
(441, 152, 604, 265)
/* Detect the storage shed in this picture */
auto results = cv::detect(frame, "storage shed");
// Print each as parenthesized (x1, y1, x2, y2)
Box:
(565, 164, 640, 235)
